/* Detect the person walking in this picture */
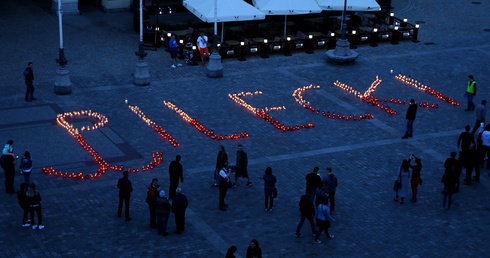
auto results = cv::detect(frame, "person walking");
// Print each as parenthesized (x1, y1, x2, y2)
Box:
(17, 183, 30, 227)
(441, 168, 456, 211)
(394, 159, 410, 204)
(168, 155, 183, 199)
(313, 202, 335, 244)
(471, 100, 486, 134)
(463, 144, 478, 185)
(196, 32, 209, 66)
(322, 167, 338, 212)
(169, 34, 182, 68)
(409, 156, 423, 203)
(172, 187, 188, 234)
(305, 167, 322, 195)
(26, 183, 44, 229)
(146, 178, 160, 228)
(2, 140, 16, 194)
(402, 99, 418, 139)
(263, 167, 277, 212)
(19, 151, 33, 186)
(458, 125, 476, 152)
(213, 145, 228, 187)
(246, 239, 262, 258)
(465, 75, 477, 111)
(218, 163, 231, 211)
(295, 192, 317, 237)
(23, 62, 36, 102)
(481, 125, 490, 170)
(235, 144, 252, 187)
(117, 171, 133, 221)
(155, 190, 171, 236)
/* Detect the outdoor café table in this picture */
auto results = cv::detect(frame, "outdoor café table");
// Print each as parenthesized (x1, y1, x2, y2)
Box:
(172, 30, 188, 37)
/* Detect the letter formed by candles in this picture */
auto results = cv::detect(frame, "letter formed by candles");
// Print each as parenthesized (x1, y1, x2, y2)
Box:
(42, 110, 164, 180)
(228, 91, 314, 131)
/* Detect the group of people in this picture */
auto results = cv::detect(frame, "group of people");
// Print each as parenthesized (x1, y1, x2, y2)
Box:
(393, 154, 423, 204)
(116, 155, 188, 236)
(226, 239, 262, 258)
(167, 31, 210, 68)
(1, 140, 33, 193)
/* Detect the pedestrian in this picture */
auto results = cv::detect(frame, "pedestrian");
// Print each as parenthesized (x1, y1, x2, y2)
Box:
(471, 100, 486, 134)
(169, 34, 182, 68)
(313, 202, 335, 244)
(146, 178, 160, 228)
(17, 183, 30, 227)
(246, 239, 262, 258)
(23, 62, 36, 102)
(168, 155, 183, 199)
(26, 183, 44, 229)
(235, 144, 252, 187)
(409, 156, 423, 203)
(443, 151, 459, 194)
(458, 125, 476, 152)
(481, 124, 490, 170)
(402, 99, 418, 139)
(1, 140, 16, 194)
(463, 144, 478, 185)
(295, 192, 317, 237)
(465, 75, 477, 111)
(441, 168, 456, 211)
(394, 158, 410, 204)
(155, 190, 171, 236)
(184, 35, 195, 65)
(213, 145, 228, 187)
(172, 187, 188, 234)
(19, 151, 33, 186)
(117, 171, 133, 221)
(226, 246, 237, 258)
(322, 167, 338, 212)
(218, 163, 232, 211)
(196, 32, 209, 66)
(305, 167, 322, 195)
(263, 167, 277, 212)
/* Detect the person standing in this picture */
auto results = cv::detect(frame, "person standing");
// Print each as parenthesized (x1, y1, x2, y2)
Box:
(155, 190, 171, 236)
(313, 203, 335, 244)
(169, 34, 182, 68)
(246, 239, 262, 258)
(394, 159, 410, 204)
(196, 32, 209, 66)
(226, 246, 237, 258)
(441, 168, 456, 211)
(402, 99, 418, 139)
(17, 183, 30, 227)
(235, 144, 252, 187)
(172, 188, 188, 234)
(213, 145, 228, 187)
(465, 75, 477, 111)
(263, 167, 277, 212)
(26, 183, 44, 229)
(295, 192, 317, 237)
(218, 163, 231, 211)
(305, 167, 322, 195)
(458, 125, 476, 152)
(471, 100, 486, 134)
(168, 155, 183, 199)
(19, 151, 33, 186)
(23, 62, 36, 102)
(117, 171, 133, 221)
(481, 125, 490, 170)
(463, 144, 478, 185)
(146, 178, 160, 228)
(322, 167, 338, 212)
(409, 157, 423, 203)
(2, 140, 16, 194)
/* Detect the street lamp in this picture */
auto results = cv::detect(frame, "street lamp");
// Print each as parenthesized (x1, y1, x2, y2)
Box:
(325, 0, 359, 63)
(134, 0, 150, 86)
(54, 0, 72, 95)
(206, 0, 223, 78)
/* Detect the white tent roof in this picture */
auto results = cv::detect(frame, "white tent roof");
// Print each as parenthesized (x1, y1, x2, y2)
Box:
(316, 0, 381, 11)
(252, 0, 322, 15)
(183, 0, 266, 23)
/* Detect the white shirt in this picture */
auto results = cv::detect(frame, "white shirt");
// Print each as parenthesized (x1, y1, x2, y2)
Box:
(197, 36, 208, 49)
(482, 131, 490, 147)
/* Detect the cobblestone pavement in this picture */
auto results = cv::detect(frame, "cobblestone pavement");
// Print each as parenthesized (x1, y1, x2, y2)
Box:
(1, 0, 490, 257)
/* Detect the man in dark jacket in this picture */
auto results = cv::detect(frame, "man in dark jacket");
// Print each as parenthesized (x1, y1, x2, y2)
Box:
(168, 155, 183, 199)
(322, 167, 338, 212)
(235, 144, 252, 187)
(117, 171, 133, 221)
(23, 62, 36, 102)
(402, 99, 418, 139)
(172, 188, 188, 234)
(295, 192, 317, 237)
(305, 167, 322, 195)
(155, 190, 171, 236)
(146, 178, 160, 228)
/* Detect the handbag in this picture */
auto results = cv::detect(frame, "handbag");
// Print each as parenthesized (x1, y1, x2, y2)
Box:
(272, 188, 278, 198)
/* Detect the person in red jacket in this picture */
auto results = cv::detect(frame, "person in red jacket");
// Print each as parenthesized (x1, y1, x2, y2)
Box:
(146, 178, 160, 228)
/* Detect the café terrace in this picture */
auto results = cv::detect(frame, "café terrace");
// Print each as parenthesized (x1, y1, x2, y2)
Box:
(139, 0, 419, 60)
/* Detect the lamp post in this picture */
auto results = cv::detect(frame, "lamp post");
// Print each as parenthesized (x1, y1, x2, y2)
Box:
(206, 0, 223, 78)
(325, 0, 359, 63)
(54, 0, 72, 95)
(134, 0, 150, 86)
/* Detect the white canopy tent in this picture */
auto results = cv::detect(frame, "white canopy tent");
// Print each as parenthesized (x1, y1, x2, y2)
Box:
(183, 0, 265, 42)
(316, 0, 381, 11)
(252, 0, 322, 37)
